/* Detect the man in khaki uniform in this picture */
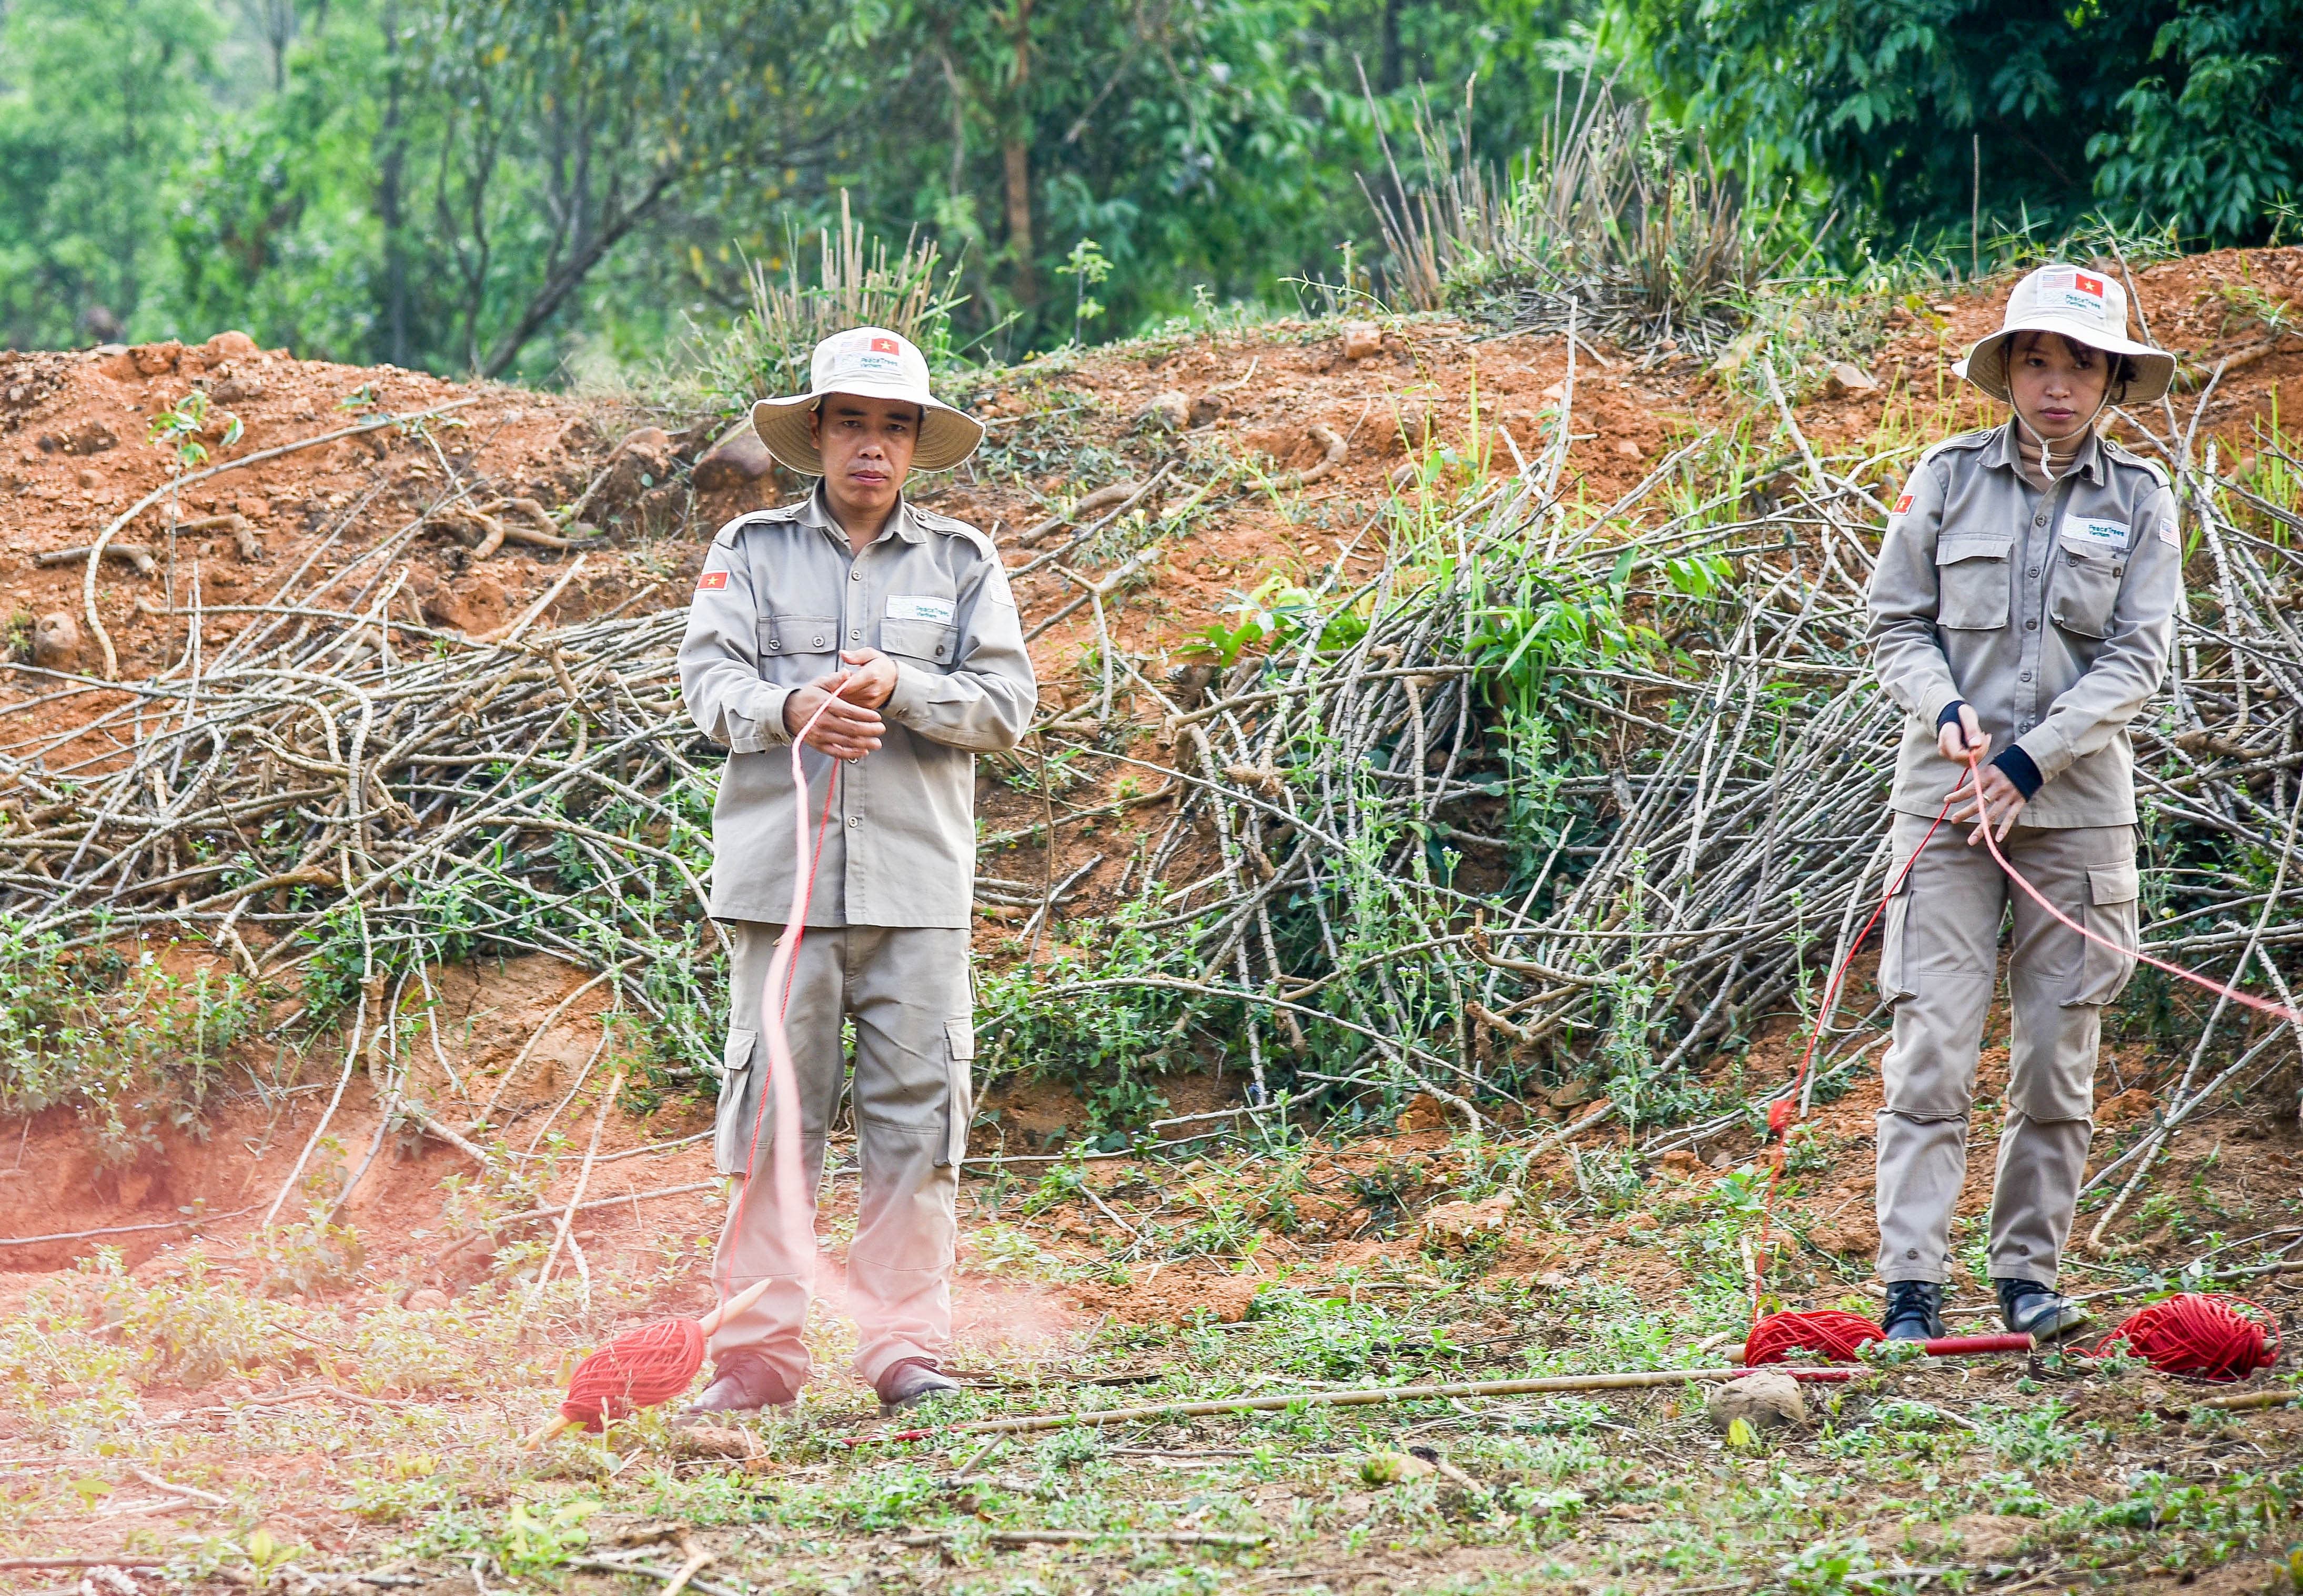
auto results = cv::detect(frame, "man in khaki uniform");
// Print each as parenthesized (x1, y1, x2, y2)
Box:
(1866, 265, 2177, 1341)
(678, 327, 1036, 1411)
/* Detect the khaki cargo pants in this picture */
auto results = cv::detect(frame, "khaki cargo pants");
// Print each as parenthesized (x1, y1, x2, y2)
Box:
(707, 921, 974, 1391)
(1874, 812, 2139, 1289)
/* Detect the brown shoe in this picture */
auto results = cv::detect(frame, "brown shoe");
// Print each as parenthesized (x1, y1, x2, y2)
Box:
(684, 1352, 795, 1416)
(875, 1359, 960, 1416)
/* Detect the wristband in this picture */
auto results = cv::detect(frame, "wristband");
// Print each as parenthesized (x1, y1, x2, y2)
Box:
(1991, 745, 2044, 799)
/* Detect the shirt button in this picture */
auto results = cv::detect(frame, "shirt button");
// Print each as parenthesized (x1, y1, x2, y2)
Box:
(2021, 671, 2032, 681)
(851, 570, 861, 581)
(850, 628, 861, 640)
(2035, 516, 2046, 526)
(2027, 568, 2039, 578)
(2025, 619, 2038, 630)
(813, 633, 825, 647)
(846, 816, 861, 828)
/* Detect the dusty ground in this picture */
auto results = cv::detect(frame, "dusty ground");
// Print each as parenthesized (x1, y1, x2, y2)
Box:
(4, 247, 2303, 1593)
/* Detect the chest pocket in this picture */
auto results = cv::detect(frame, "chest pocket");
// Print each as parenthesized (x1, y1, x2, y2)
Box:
(2048, 543, 2125, 640)
(1935, 535, 2013, 630)
(757, 614, 839, 686)
(881, 617, 961, 666)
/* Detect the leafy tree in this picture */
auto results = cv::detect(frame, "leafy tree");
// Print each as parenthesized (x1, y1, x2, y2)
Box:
(0, 0, 223, 347)
(2088, 0, 2303, 242)
(1618, 0, 2298, 250)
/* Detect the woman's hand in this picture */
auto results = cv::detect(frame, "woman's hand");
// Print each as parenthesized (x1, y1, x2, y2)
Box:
(1938, 703, 1986, 764)
(1949, 760, 2028, 842)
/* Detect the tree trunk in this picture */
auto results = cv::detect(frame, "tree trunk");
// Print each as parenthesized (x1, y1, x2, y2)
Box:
(1380, 0, 1403, 94)
(1003, 0, 1036, 304)
(376, 0, 409, 367)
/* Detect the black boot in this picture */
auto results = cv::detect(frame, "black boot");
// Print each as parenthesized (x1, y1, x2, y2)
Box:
(684, 1350, 796, 1416)
(1881, 1280, 1945, 1341)
(1995, 1277, 2091, 1341)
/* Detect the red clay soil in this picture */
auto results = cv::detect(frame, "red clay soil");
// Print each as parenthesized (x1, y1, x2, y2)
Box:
(5, 247, 2303, 1324)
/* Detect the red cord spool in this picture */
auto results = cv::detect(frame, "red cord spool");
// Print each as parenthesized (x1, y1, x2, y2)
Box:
(1745, 1310, 1886, 1365)
(2092, 1294, 2280, 1382)
(558, 1317, 707, 1429)
(1745, 1311, 2034, 1365)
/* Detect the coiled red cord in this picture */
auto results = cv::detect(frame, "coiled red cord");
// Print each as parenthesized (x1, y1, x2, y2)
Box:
(557, 1317, 706, 1429)
(2093, 1293, 2280, 1381)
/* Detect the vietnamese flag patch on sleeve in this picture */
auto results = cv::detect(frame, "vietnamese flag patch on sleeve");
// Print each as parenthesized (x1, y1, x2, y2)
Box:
(696, 571, 729, 591)
(1893, 492, 1914, 514)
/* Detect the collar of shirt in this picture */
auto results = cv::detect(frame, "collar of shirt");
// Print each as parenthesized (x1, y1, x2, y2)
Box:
(793, 481, 929, 548)
(1980, 418, 2107, 486)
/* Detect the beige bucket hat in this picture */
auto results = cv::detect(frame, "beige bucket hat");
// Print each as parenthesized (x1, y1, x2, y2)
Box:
(750, 327, 983, 476)
(1958, 263, 2175, 405)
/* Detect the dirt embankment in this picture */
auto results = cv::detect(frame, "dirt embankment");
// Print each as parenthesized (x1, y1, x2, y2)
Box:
(5, 248, 2303, 1323)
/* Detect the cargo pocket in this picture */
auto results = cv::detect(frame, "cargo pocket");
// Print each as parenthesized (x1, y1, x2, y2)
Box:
(2048, 544, 2124, 640)
(1875, 860, 1919, 1003)
(940, 1017, 976, 1168)
(2067, 859, 2140, 1006)
(714, 1027, 760, 1175)
(1935, 535, 2014, 629)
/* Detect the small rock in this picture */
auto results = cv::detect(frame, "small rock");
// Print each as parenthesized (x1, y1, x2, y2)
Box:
(235, 496, 269, 520)
(1140, 390, 1190, 431)
(211, 376, 264, 405)
(1359, 1450, 1437, 1486)
(132, 344, 181, 377)
(1656, 1149, 1706, 1177)
(1705, 1369, 1806, 1433)
(619, 425, 675, 468)
(1547, 1077, 1600, 1110)
(1422, 1191, 1515, 1251)
(77, 469, 98, 489)
(1341, 321, 1382, 360)
(407, 1288, 450, 1311)
(691, 422, 775, 491)
(1188, 392, 1228, 428)
(203, 330, 260, 362)
(1825, 361, 1880, 399)
(1389, 461, 1418, 490)
(673, 1424, 763, 1462)
(32, 612, 80, 670)
(1612, 437, 1645, 460)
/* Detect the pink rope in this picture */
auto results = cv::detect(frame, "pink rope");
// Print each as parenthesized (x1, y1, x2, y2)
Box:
(717, 680, 854, 1311)
(1752, 746, 2300, 1311)
(1961, 748, 2301, 1025)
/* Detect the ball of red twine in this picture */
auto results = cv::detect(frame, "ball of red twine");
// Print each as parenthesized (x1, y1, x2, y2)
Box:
(1744, 1309, 1885, 1366)
(558, 1317, 706, 1429)
(2092, 1293, 2279, 1382)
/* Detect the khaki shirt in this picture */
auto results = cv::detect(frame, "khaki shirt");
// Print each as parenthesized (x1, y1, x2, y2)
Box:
(1867, 422, 2179, 827)
(678, 486, 1037, 927)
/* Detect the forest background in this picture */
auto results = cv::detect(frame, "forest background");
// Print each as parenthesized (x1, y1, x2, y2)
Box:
(1, 0, 2298, 384)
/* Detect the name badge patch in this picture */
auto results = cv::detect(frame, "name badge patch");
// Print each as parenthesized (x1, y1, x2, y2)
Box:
(2064, 517, 2132, 552)
(887, 593, 956, 624)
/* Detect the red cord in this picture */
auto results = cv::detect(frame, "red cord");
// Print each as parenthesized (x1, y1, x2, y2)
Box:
(716, 680, 855, 1312)
(2093, 1293, 2279, 1381)
(557, 1317, 708, 1429)
(1748, 797, 1955, 1314)
(1750, 744, 2300, 1319)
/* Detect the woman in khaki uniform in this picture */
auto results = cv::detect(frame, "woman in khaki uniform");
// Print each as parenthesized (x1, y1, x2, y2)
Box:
(1865, 264, 2178, 1341)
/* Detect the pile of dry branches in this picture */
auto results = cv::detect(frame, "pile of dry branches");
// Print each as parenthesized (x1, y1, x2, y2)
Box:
(2, 366, 2298, 1157)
